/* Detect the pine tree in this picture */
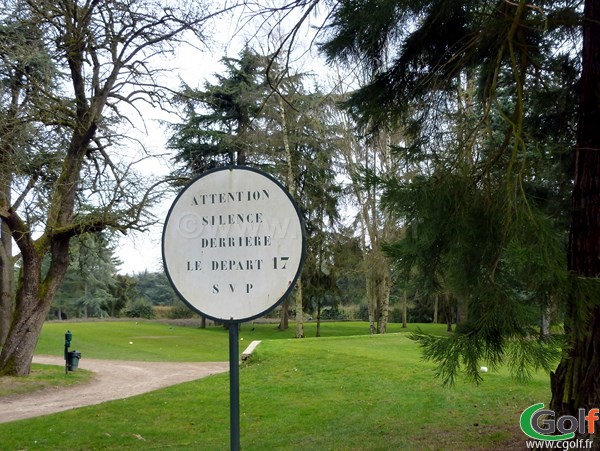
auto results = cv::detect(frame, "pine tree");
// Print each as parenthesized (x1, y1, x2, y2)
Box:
(168, 47, 271, 174)
(311, 0, 597, 424)
(169, 46, 345, 335)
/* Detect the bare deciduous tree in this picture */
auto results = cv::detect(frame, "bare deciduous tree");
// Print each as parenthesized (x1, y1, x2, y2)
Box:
(0, 0, 229, 376)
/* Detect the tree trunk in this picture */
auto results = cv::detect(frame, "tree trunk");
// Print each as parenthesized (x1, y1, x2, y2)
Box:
(402, 291, 408, 328)
(0, 240, 68, 375)
(0, 224, 13, 347)
(550, 0, 600, 434)
(0, 292, 51, 375)
(277, 92, 295, 334)
(376, 263, 390, 334)
(0, 64, 23, 349)
(360, 219, 376, 335)
(316, 297, 322, 338)
(550, 310, 600, 438)
(444, 294, 452, 332)
(365, 247, 391, 334)
(0, 150, 74, 376)
(294, 280, 304, 338)
(0, 161, 13, 346)
(366, 269, 376, 335)
(455, 294, 468, 326)
(433, 294, 439, 324)
(83, 281, 89, 319)
(540, 305, 551, 340)
(278, 298, 289, 331)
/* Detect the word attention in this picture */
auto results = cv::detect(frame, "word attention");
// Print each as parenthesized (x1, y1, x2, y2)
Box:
(191, 189, 270, 205)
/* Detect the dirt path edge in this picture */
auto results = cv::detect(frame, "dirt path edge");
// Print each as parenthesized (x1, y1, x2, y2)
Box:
(0, 355, 229, 424)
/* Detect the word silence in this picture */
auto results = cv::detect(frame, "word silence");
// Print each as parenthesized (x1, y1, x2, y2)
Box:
(162, 167, 305, 322)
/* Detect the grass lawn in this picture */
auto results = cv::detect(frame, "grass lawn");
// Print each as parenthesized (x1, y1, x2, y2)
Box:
(0, 364, 93, 398)
(36, 319, 231, 361)
(34, 320, 444, 361)
(0, 321, 551, 449)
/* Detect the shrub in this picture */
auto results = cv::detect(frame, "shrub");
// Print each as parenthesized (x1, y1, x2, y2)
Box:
(389, 307, 403, 323)
(168, 301, 196, 319)
(357, 304, 370, 321)
(123, 299, 155, 319)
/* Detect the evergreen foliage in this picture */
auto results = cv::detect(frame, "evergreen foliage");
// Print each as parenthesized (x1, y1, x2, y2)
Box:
(133, 271, 178, 306)
(52, 233, 120, 319)
(168, 48, 272, 173)
(168, 45, 344, 327)
(123, 298, 155, 319)
(319, 0, 581, 383)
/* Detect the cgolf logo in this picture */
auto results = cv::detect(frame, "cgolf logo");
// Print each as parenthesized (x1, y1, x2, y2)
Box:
(520, 403, 599, 441)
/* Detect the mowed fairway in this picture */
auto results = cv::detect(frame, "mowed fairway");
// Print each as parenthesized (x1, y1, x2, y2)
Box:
(0, 321, 550, 449)
(34, 320, 230, 361)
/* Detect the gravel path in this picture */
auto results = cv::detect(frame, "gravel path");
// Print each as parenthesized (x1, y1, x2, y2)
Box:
(0, 356, 229, 424)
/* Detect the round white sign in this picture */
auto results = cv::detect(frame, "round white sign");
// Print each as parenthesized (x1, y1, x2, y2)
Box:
(162, 166, 306, 322)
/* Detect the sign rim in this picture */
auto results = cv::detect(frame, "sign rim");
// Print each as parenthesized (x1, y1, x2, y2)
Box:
(161, 165, 306, 323)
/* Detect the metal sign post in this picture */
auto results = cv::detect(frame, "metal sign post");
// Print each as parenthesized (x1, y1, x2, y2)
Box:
(229, 322, 240, 451)
(162, 166, 306, 450)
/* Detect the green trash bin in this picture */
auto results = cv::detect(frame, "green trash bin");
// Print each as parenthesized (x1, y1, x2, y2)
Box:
(67, 350, 81, 371)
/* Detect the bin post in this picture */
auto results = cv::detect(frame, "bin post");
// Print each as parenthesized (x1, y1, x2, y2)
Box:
(64, 330, 72, 374)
